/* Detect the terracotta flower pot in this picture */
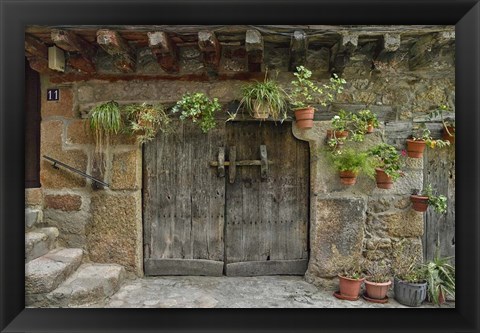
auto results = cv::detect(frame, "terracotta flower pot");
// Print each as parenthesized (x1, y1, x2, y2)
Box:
(326, 129, 349, 139)
(410, 195, 429, 212)
(375, 168, 393, 189)
(442, 126, 455, 144)
(252, 100, 271, 120)
(366, 123, 374, 133)
(294, 107, 315, 129)
(338, 275, 365, 299)
(406, 139, 426, 158)
(339, 170, 358, 185)
(365, 280, 392, 300)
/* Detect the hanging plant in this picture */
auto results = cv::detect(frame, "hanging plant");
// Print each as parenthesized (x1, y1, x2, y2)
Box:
(328, 148, 375, 185)
(368, 143, 405, 189)
(123, 103, 173, 143)
(238, 76, 288, 121)
(172, 92, 221, 133)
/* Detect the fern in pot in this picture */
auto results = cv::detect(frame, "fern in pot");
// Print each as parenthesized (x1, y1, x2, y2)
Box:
(328, 149, 375, 186)
(239, 78, 288, 121)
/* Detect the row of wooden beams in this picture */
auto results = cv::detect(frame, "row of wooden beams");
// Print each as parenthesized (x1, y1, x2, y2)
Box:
(289, 30, 307, 72)
(51, 29, 97, 74)
(97, 29, 136, 73)
(147, 31, 179, 73)
(25, 34, 51, 73)
(245, 30, 263, 72)
(198, 30, 221, 74)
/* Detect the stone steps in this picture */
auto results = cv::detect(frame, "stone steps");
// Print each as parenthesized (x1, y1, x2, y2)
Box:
(25, 247, 83, 298)
(25, 227, 59, 262)
(45, 263, 126, 307)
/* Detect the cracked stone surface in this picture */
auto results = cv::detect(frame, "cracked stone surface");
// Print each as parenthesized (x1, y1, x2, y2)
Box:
(88, 276, 455, 308)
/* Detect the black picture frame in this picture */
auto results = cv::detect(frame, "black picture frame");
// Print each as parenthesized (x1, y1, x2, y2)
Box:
(1, 0, 479, 332)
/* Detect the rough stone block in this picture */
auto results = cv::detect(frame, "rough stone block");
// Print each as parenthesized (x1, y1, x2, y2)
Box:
(87, 192, 142, 274)
(77, 85, 94, 103)
(367, 195, 410, 213)
(40, 121, 87, 189)
(25, 227, 59, 262)
(25, 248, 83, 295)
(47, 263, 126, 307)
(392, 238, 423, 274)
(41, 87, 75, 118)
(44, 194, 82, 211)
(381, 209, 424, 237)
(307, 196, 366, 278)
(404, 156, 424, 170)
(25, 208, 43, 229)
(25, 188, 43, 207)
(110, 150, 140, 190)
(65, 120, 94, 145)
(44, 209, 90, 249)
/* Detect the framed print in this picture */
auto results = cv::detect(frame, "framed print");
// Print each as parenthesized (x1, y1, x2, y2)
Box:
(1, 0, 479, 332)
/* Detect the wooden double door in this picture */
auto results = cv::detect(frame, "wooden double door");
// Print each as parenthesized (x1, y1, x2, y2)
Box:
(143, 121, 309, 276)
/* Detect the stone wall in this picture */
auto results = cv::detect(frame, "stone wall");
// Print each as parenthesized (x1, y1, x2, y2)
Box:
(38, 28, 455, 279)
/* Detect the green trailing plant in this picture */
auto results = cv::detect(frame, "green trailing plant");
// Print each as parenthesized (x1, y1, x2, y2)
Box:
(411, 123, 450, 149)
(411, 184, 448, 214)
(88, 100, 123, 153)
(236, 77, 288, 121)
(123, 103, 173, 143)
(428, 104, 455, 136)
(328, 149, 375, 177)
(289, 66, 346, 110)
(172, 92, 221, 133)
(423, 253, 455, 305)
(368, 143, 404, 181)
(354, 109, 380, 132)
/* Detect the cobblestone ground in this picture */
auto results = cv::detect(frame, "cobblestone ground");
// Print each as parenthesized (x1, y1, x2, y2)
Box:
(94, 276, 455, 308)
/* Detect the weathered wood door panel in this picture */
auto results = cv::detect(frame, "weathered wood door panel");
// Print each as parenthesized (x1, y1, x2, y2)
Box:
(143, 120, 226, 275)
(225, 122, 309, 276)
(423, 148, 455, 263)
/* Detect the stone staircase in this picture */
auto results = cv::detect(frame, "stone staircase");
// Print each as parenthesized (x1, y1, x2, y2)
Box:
(25, 210, 126, 307)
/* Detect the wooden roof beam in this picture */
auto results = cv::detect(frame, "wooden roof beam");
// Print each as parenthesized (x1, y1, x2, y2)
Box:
(330, 32, 358, 74)
(245, 30, 263, 72)
(198, 31, 221, 74)
(51, 29, 97, 74)
(147, 31, 179, 74)
(373, 33, 402, 66)
(289, 30, 307, 72)
(25, 34, 51, 73)
(97, 29, 135, 73)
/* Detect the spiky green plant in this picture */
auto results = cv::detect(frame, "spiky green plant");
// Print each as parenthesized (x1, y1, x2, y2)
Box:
(423, 254, 455, 305)
(239, 79, 288, 121)
(328, 149, 375, 177)
(88, 100, 122, 151)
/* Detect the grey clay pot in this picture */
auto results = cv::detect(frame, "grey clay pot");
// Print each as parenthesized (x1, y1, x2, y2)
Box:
(393, 277, 427, 307)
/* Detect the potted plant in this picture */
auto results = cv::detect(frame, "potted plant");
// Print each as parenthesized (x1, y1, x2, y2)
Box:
(289, 66, 346, 129)
(364, 261, 392, 303)
(326, 110, 351, 148)
(429, 104, 455, 144)
(406, 124, 450, 158)
(123, 103, 173, 143)
(368, 143, 404, 189)
(423, 253, 455, 306)
(172, 92, 221, 133)
(238, 75, 288, 120)
(394, 263, 427, 307)
(334, 256, 365, 301)
(355, 109, 379, 134)
(329, 149, 374, 185)
(410, 184, 448, 214)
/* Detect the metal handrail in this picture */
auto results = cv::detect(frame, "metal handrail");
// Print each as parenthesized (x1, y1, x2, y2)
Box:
(43, 155, 109, 187)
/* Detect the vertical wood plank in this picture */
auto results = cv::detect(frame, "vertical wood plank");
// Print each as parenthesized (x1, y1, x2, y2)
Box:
(208, 122, 226, 261)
